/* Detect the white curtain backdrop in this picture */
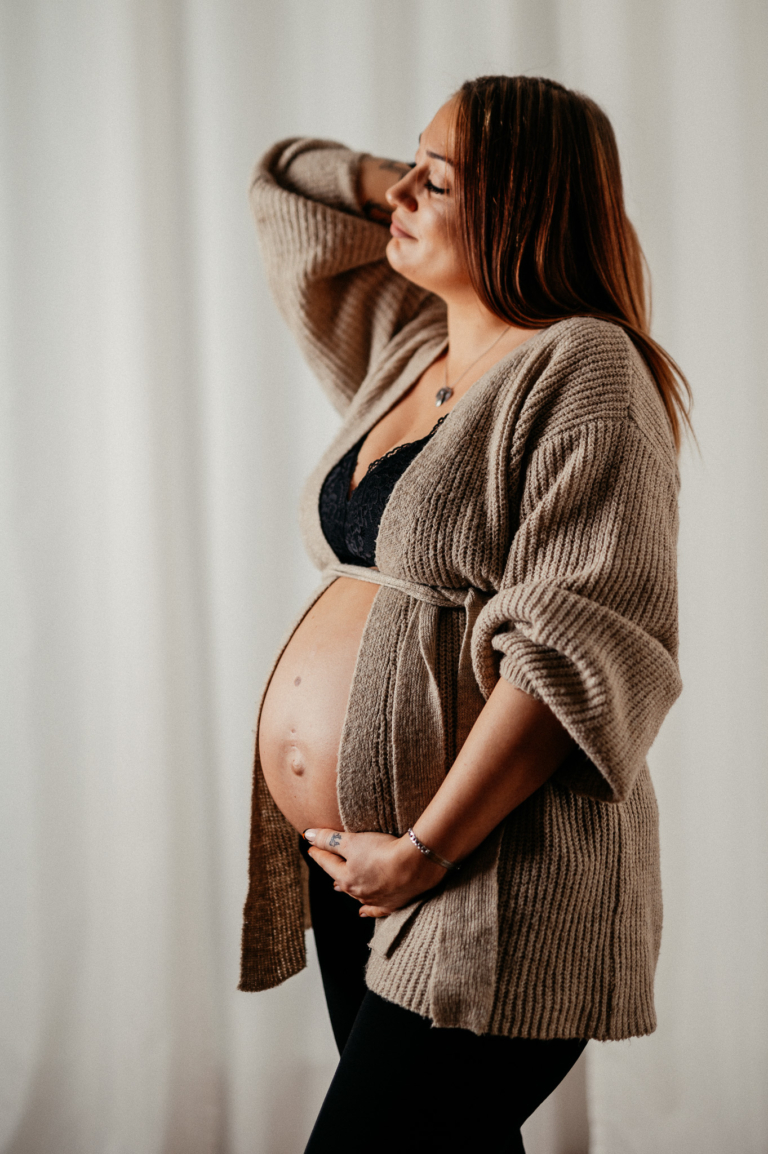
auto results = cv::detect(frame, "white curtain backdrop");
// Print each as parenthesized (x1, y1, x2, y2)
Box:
(1, 2, 766, 1151)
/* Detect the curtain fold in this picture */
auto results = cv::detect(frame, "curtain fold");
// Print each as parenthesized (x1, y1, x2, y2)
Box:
(1, 2, 765, 1151)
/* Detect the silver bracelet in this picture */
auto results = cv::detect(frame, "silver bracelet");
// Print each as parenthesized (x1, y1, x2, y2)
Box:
(406, 828, 460, 872)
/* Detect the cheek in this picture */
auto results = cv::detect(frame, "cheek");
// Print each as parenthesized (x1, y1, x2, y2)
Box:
(386, 222, 460, 284)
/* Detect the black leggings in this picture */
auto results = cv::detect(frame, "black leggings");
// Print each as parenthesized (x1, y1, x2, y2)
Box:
(300, 838, 588, 1154)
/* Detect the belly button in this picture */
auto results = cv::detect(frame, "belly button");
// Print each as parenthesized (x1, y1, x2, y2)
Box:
(290, 752, 305, 777)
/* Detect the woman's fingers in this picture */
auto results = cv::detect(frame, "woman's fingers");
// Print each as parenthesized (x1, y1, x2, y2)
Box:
(307, 846, 347, 883)
(304, 828, 347, 856)
(306, 829, 419, 914)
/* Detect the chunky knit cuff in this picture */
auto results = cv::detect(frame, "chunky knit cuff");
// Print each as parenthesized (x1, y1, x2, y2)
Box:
(260, 136, 369, 217)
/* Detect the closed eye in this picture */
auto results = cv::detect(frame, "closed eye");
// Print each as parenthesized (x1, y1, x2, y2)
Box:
(425, 179, 448, 195)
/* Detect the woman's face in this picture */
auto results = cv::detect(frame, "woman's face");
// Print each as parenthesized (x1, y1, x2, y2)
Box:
(385, 99, 470, 299)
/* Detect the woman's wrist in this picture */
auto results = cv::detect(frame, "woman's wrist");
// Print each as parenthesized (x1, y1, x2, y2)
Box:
(393, 830, 450, 889)
(406, 827, 460, 871)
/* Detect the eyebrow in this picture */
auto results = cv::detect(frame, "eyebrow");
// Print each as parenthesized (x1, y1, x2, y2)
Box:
(417, 133, 454, 167)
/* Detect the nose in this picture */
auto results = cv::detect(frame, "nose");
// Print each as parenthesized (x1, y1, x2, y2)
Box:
(385, 167, 418, 213)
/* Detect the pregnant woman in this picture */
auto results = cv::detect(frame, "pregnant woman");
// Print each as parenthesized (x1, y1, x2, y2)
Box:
(240, 75, 688, 1153)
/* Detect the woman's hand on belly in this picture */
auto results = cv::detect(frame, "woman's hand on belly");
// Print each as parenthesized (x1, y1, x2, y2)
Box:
(303, 828, 447, 917)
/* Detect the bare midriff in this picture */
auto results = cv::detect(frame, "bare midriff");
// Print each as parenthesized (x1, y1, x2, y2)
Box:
(258, 357, 449, 838)
(258, 358, 446, 836)
(258, 575, 380, 834)
(258, 331, 537, 837)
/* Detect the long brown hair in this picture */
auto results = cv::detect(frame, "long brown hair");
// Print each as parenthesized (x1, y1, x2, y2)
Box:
(451, 75, 692, 452)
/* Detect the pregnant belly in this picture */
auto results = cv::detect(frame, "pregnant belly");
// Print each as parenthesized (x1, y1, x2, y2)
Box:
(258, 576, 380, 835)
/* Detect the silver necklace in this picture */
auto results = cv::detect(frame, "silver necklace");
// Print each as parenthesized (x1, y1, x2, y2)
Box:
(434, 325, 512, 407)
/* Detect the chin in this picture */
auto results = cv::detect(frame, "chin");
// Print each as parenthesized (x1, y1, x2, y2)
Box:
(385, 240, 434, 293)
(385, 235, 406, 267)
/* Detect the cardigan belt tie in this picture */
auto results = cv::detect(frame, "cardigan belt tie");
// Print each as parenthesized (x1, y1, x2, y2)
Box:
(321, 561, 475, 608)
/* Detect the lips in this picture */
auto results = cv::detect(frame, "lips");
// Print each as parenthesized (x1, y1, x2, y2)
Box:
(390, 218, 415, 239)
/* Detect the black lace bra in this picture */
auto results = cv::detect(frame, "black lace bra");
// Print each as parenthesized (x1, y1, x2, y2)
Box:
(319, 415, 449, 567)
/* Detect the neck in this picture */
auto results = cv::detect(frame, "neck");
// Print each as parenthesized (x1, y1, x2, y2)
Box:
(443, 293, 531, 378)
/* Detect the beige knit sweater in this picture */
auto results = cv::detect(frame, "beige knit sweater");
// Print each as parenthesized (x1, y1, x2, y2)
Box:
(239, 138, 682, 1041)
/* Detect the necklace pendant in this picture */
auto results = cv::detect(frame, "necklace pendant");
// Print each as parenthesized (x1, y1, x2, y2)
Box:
(435, 386, 453, 407)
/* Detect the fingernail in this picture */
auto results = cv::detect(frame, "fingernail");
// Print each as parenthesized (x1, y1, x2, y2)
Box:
(304, 829, 317, 843)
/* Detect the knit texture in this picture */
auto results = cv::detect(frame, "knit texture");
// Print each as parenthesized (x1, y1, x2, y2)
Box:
(240, 138, 682, 1040)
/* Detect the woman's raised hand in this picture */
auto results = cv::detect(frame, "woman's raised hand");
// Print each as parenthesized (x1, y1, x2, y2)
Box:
(356, 157, 412, 224)
(303, 827, 447, 917)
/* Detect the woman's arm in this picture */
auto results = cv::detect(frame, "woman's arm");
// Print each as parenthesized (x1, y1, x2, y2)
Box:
(250, 140, 435, 413)
(410, 678, 575, 865)
(306, 678, 575, 917)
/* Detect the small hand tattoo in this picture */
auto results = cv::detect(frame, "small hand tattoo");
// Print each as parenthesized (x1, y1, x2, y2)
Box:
(377, 159, 411, 176)
(328, 832, 342, 848)
(362, 199, 392, 225)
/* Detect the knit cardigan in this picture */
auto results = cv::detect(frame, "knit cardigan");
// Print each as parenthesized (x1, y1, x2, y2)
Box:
(239, 137, 683, 1041)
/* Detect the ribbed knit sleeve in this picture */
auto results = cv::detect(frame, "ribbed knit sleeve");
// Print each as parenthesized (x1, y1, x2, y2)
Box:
(250, 138, 435, 413)
(472, 337, 682, 804)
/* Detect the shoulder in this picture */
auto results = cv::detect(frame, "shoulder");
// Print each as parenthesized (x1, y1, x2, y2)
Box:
(501, 316, 676, 469)
(516, 316, 637, 422)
